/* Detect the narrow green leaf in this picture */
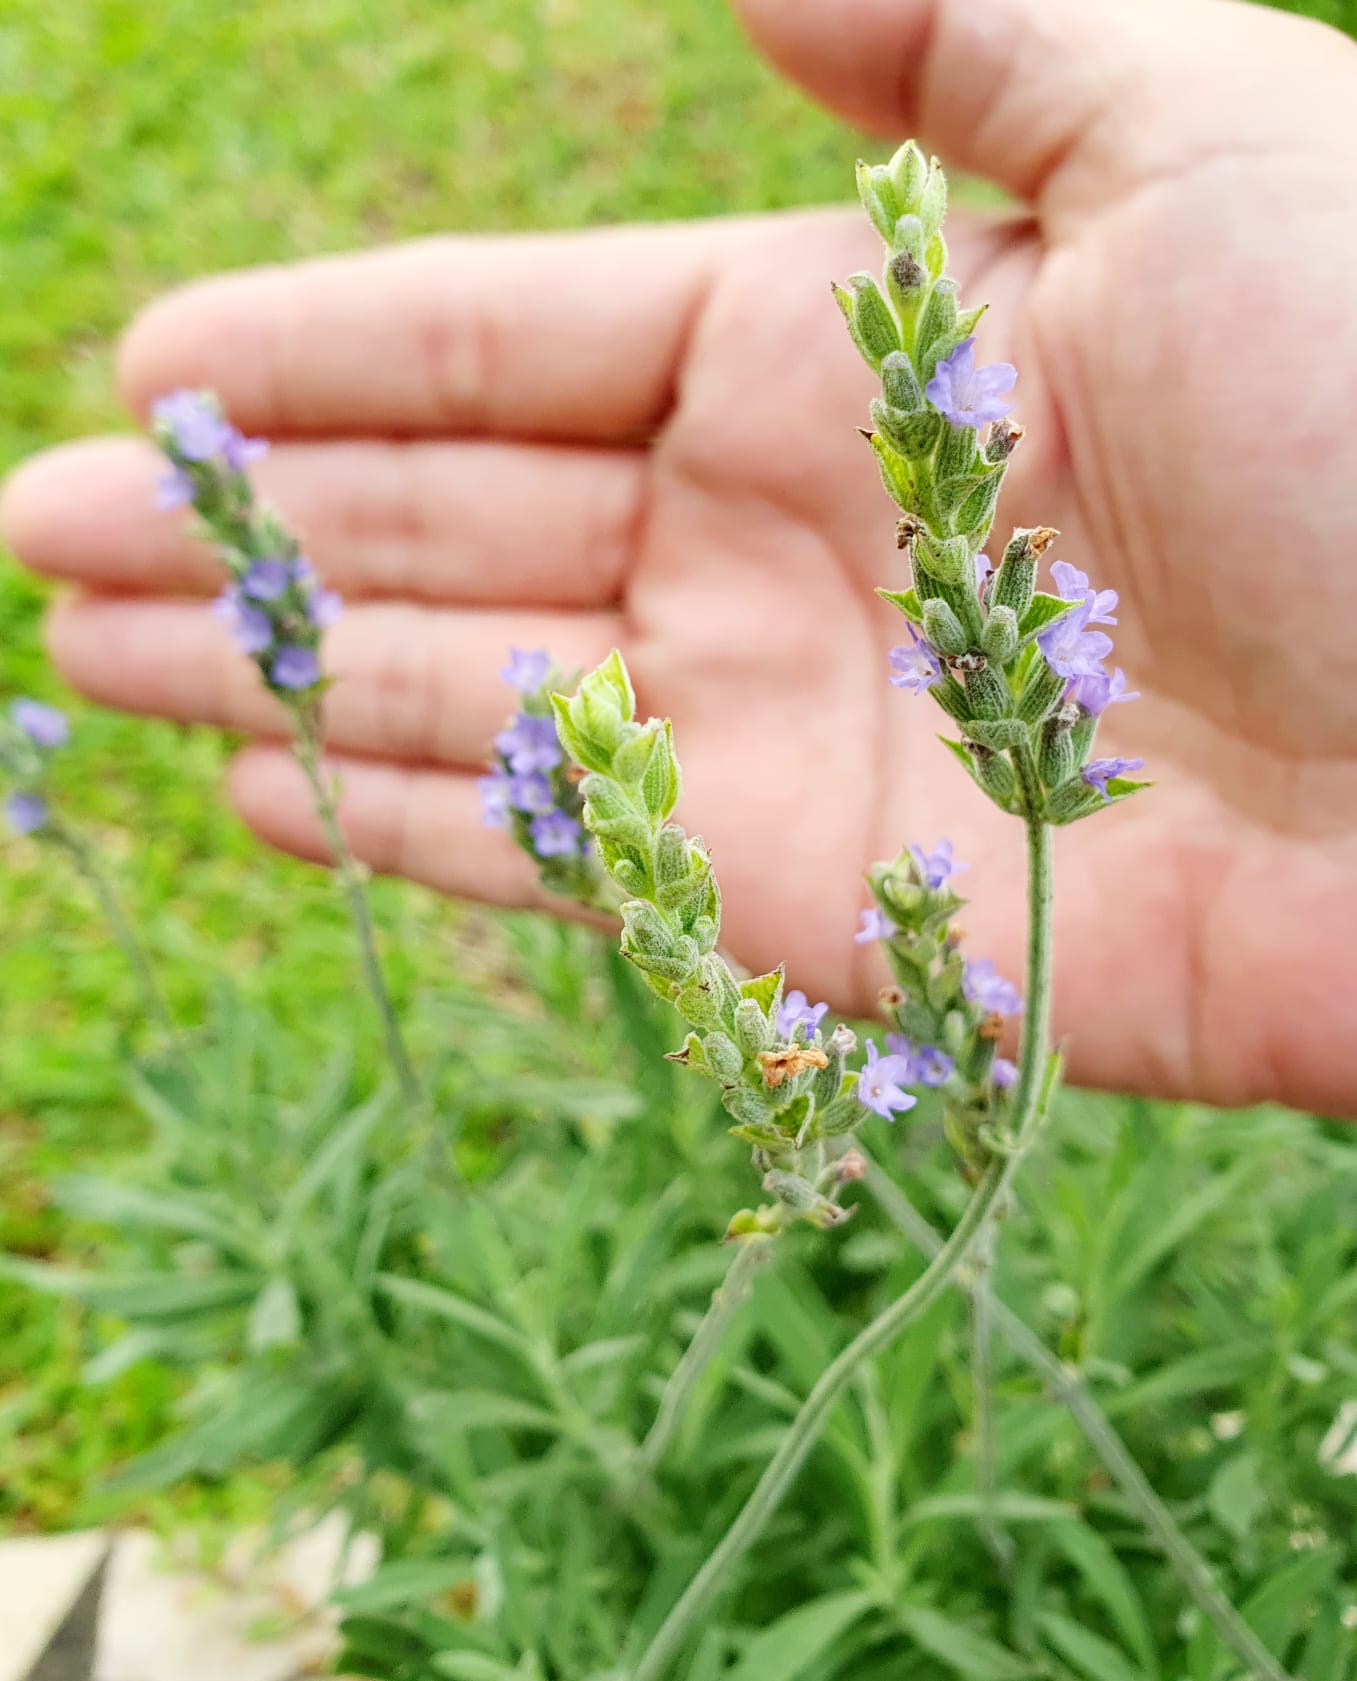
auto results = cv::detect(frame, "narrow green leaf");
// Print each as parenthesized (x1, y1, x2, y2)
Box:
(727, 1591, 874, 1681)
(1047, 1522, 1158, 1675)
(1037, 1611, 1142, 1681)
(336, 1558, 479, 1615)
(897, 1606, 1034, 1680)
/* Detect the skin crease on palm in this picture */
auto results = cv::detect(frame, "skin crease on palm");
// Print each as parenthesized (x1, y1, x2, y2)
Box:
(3, 0, 1357, 1115)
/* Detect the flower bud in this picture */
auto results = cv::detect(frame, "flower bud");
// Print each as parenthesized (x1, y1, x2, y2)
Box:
(701, 1031, 743, 1086)
(639, 720, 680, 822)
(835, 1149, 868, 1184)
(763, 1170, 848, 1229)
(847, 273, 901, 368)
(869, 399, 939, 462)
(1044, 778, 1105, 825)
(916, 278, 959, 371)
(985, 417, 1025, 464)
(914, 529, 970, 588)
(981, 604, 1019, 665)
(936, 420, 978, 485)
(885, 250, 927, 330)
(918, 158, 948, 241)
(865, 431, 916, 511)
(733, 997, 772, 1059)
(1038, 714, 1077, 789)
(1015, 656, 1067, 725)
(922, 597, 969, 657)
(961, 660, 1012, 720)
(855, 160, 900, 243)
(887, 140, 928, 212)
(621, 900, 675, 959)
(955, 472, 1002, 541)
(879, 350, 923, 412)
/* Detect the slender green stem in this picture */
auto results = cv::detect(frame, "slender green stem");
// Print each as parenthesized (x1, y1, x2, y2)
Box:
(969, 1219, 1012, 1568)
(864, 1167, 1293, 1681)
(629, 817, 1055, 1681)
(639, 1233, 775, 1476)
(50, 818, 190, 1076)
(292, 716, 421, 1108)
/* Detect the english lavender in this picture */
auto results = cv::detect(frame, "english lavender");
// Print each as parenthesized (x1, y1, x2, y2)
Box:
(150, 390, 420, 1107)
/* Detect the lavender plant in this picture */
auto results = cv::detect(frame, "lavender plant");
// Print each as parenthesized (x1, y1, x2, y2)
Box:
(150, 393, 421, 1107)
(475, 144, 1300, 1681)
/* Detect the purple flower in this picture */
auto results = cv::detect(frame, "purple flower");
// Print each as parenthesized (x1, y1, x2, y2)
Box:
(270, 645, 320, 690)
(963, 957, 1022, 1017)
(155, 466, 194, 510)
(501, 648, 551, 693)
(908, 838, 969, 891)
(992, 1058, 1017, 1090)
(241, 559, 291, 601)
(1065, 666, 1138, 716)
(1081, 756, 1145, 801)
(975, 553, 994, 596)
(152, 390, 235, 462)
(478, 772, 511, 829)
(5, 791, 48, 834)
(856, 1040, 918, 1121)
(854, 906, 898, 944)
(775, 988, 829, 1041)
(924, 338, 1017, 429)
(887, 626, 942, 696)
(886, 1034, 953, 1087)
(11, 699, 69, 750)
(530, 808, 583, 859)
(306, 587, 344, 629)
(1050, 560, 1118, 626)
(212, 588, 273, 655)
(495, 712, 561, 775)
(222, 432, 268, 472)
(508, 772, 554, 814)
(1036, 597, 1114, 681)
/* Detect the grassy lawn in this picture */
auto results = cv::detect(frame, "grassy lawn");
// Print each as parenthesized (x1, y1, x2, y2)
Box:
(1, 0, 1353, 1541)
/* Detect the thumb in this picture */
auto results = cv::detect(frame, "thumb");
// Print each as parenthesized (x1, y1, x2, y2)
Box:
(730, 0, 1357, 224)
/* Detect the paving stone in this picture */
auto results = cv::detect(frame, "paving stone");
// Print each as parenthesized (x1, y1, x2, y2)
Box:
(0, 1531, 108, 1681)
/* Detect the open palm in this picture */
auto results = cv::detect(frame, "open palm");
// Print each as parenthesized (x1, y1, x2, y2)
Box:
(5, 0, 1356, 1114)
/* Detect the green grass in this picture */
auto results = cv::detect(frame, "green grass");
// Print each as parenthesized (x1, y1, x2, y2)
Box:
(0, 0, 872, 1534)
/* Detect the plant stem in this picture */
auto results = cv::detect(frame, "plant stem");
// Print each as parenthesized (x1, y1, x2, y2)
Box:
(638, 1233, 775, 1477)
(292, 715, 421, 1108)
(969, 1219, 1012, 1568)
(50, 818, 189, 1074)
(629, 817, 1056, 1681)
(863, 1171, 1293, 1681)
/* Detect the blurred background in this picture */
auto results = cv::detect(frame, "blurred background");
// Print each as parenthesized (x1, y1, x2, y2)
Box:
(2, 0, 1357, 1652)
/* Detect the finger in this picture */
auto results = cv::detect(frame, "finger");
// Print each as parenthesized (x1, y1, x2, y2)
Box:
(227, 745, 580, 913)
(731, 0, 1355, 222)
(116, 222, 738, 442)
(46, 595, 620, 767)
(2, 434, 644, 608)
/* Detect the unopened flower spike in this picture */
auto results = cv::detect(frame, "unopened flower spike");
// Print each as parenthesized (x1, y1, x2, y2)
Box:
(538, 648, 906, 1236)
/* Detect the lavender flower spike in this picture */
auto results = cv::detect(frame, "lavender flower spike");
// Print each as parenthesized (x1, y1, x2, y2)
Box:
(854, 906, 898, 944)
(924, 338, 1017, 429)
(962, 956, 1022, 1017)
(5, 791, 48, 834)
(1050, 560, 1118, 626)
(501, 648, 551, 693)
(1081, 756, 1145, 801)
(775, 989, 829, 1041)
(11, 699, 69, 750)
(1065, 667, 1138, 716)
(887, 626, 942, 696)
(909, 838, 969, 891)
(1036, 596, 1114, 681)
(856, 1040, 918, 1121)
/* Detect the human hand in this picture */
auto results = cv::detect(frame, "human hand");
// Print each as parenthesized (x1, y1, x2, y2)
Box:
(5, 0, 1356, 1113)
